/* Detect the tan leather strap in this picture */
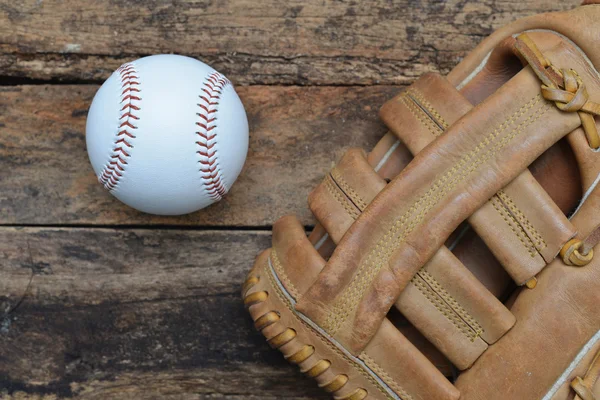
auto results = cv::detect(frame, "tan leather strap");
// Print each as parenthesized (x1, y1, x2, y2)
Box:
(309, 149, 387, 244)
(308, 132, 414, 257)
(380, 74, 516, 367)
(265, 215, 461, 400)
(561, 222, 600, 266)
(514, 33, 600, 268)
(383, 73, 577, 286)
(471, 172, 576, 285)
(397, 247, 515, 369)
(572, 349, 600, 400)
(380, 73, 472, 146)
(310, 74, 516, 368)
(297, 33, 595, 354)
(582, 223, 600, 255)
(516, 33, 600, 149)
(271, 216, 327, 299)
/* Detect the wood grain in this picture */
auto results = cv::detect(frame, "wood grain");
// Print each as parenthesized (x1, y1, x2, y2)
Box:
(0, 227, 330, 399)
(0, 1, 579, 85)
(0, 1, 586, 398)
(0, 84, 395, 226)
(0, 227, 453, 398)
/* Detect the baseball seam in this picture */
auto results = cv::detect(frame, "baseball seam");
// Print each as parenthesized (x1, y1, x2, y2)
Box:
(98, 62, 141, 191)
(196, 72, 230, 200)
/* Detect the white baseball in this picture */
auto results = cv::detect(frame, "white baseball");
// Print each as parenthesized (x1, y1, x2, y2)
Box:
(86, 54, 249, 215)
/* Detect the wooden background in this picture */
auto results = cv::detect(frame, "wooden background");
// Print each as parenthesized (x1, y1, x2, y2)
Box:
(0, 1, 580, 399)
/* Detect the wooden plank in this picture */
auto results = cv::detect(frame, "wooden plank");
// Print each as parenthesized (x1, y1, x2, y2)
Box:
(0, 1, 579, 85)
(1, 368, 327, 400)
(0, 228, 452, 398)
(0, 227, 331, 399)
(0, 85, 395, 226)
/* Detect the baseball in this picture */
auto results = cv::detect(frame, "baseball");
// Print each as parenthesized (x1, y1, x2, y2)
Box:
(86, 55, 249, 215)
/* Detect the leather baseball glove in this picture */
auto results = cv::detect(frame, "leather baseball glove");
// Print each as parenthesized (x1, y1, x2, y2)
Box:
(242, 3, 600, 399)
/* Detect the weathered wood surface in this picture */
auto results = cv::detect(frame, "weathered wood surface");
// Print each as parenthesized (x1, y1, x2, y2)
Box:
(0, 227, 448, 399)
(0, 1, 579, 85)
(0, 1, 585, 399)
(0, 227, 330, 399)
(0, 85, 394, 226)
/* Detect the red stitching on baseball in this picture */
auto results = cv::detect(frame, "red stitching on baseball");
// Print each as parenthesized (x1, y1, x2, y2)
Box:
(122, 95, 141, 102)
(122, 87, 140, 95)
(196, 71, 230, 200)
(115, 138, 133, 147)
(98, 62, 141, 191)
(117, 130, 135, 138)
(120, 113, 139, 120)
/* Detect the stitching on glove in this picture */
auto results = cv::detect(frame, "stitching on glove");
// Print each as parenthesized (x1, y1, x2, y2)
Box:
(408, 85, 547, 263)
(407, 87, 547, 261)
(330, 167, 486, 343)
(326, 96, 546, 333)
(325, 175, 360, 219)
(491, 195, 538, 258)
(400, 94, 443, 139)
(263, 261, 392, 400)
(417, 269, 484, 338)
(331, 167, 368, 211)
(407, 88, 450, 130)
(408, 85, 548, 263)
(324, 95, 549, 335)
(360, 354, 413, 400)
(411, 275, 481, 342)
(406, 84, 548, 257)
(329, 150, 486, 344)
(270, 249, 299, 299)
(404, 90, 485, 339)
(497, 190, 547, 252)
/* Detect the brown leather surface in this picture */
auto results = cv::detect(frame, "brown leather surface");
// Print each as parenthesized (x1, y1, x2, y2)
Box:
(382, 70, 577, 287)
(309, 72, 517, 368)
(470, 172, 577, 285)
(360, 319, 461, 400)
(247, 219, 461, 400)
(396, 246, 515, 370)
(271, 215, 326, 297)
(309, 149, 387, 244)
(361, 72, 518, 368)
(243, 5, 600, 400)
(298, 60, 584, 354)
(456, 188, 600, 400)
(380, 72, 472, 149)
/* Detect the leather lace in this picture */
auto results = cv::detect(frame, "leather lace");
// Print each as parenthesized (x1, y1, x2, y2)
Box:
(571, 349, 600, 400)
(515, 34, 600, 396)
(542, 69, 600, 149)
(515, 33, 600, 149)
(514, 33, 600, 267)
